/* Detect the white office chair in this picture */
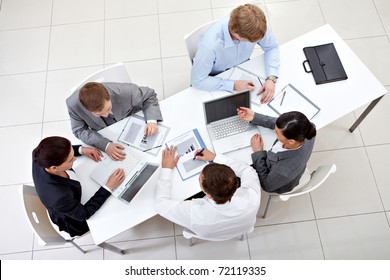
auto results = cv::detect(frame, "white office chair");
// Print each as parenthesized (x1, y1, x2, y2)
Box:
(261, 164, 337, 219)
(184, 20, 218, 64)
(183, 226, 254, 247)
(19, 184, 125, 255)
(70, 62, 131, 94)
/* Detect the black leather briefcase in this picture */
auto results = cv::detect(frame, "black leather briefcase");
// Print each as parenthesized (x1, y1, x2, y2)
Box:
(303, 43, 348, 85)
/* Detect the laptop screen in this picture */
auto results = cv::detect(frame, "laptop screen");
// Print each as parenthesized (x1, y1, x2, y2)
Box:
(204, 90, 250, 124)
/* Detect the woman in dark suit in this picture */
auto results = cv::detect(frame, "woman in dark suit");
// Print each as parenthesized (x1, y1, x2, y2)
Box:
(237, 107, 317, 194)
(32, 136, 125, 237)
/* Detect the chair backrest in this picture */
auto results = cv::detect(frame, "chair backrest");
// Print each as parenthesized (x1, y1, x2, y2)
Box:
(183, 226, 254, 242)
(184, 20, 218, 64)
(19, 185, 66, 246)
(279, 164, 337, 201)
(70, 62, 131, 94)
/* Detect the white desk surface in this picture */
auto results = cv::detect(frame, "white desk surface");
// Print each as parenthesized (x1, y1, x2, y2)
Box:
(75, 24, 386, 245)
(75, 88, 214, 244)
(235, 24, 387, 130)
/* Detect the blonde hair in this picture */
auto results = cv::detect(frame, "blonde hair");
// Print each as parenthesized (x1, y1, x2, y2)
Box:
(229, 4, 267, 42)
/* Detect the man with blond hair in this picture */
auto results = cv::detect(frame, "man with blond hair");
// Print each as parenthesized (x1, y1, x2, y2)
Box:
(191, 4, 280, 103)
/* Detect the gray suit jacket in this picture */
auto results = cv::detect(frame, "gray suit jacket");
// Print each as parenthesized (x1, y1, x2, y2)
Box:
(250, 113, 315, 194)
(66, 82, 163, 151)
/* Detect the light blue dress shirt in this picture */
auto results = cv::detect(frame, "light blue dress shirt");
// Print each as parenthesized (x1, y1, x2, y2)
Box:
(191, 16, 280, 92)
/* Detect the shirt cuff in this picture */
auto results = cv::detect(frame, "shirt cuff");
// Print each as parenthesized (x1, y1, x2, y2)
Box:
(267, 68, 279, 78)
(102, 185, 112, 193)
(226, 79, 235, 92)
(159, 168, 173, 180)
(78, 146, 83, 155)
(147, 120, 157, 124)
(104, 142, 112, 152)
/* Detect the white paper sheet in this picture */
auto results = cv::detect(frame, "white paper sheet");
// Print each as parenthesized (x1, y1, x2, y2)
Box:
(118, 115, 170, 155)
(267, 84, 321, 120)
(229, 66, 265, 105)
(165, 129, 208, 181)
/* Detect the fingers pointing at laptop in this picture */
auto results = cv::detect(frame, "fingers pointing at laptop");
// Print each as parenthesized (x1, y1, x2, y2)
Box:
(237, 107, 255, 122)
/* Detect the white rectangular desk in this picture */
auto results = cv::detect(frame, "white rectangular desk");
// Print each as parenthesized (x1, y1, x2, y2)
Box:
(214, 24, 386, 132)
(75, 88, 215, 245)
(75, 24, 386, 246)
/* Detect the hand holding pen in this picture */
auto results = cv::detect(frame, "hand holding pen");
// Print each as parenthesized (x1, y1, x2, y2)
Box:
(144, 123, 158, 137)
(193, 148, 216, 162)
(193, 148, 205, 160)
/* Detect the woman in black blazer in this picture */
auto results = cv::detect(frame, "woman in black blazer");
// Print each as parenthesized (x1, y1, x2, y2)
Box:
(32, 136, 125, 237)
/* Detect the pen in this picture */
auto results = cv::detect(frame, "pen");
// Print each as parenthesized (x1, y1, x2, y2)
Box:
(257, 76, 263, 86)
(143, 145, 162, 152)
(193, 148, 205, 160)
(280, 91, 286, 106)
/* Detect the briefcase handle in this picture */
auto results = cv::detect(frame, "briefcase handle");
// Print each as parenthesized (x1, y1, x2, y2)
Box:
(302, 60, 312, 73)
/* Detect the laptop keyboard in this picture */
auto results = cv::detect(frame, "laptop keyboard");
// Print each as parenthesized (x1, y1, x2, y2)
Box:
(111, 154, 141, 198)
(118, 153, 140, 177)
(212, 118, 253, 140)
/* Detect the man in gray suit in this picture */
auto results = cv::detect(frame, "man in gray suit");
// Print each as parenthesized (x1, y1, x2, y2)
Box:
(66, 82, 163, 161)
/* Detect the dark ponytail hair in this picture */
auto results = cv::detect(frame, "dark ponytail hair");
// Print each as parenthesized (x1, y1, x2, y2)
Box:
(275, 111, 316, 142)
(33, 136, 72, 168)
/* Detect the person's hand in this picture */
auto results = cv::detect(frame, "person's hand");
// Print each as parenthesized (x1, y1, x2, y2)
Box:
(237, 106, 255, 122)
(258, 79, 275, 103)
(106, 143, 126, 161)
(251, 133, 264, 152)
(144, 123, 158, 137)
(81, 146, 103, 162)
(194, 148, 216, 162)
(106, 168, 125, 191)
(162, 146, 180, 169)
(233, 80, 255, 92)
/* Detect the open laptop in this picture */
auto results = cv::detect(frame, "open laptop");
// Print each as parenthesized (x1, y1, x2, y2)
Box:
(90, 145, 159, 203)
(203, 90, 260, 154)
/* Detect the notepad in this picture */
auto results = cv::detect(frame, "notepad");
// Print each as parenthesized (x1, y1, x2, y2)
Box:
(267, 84, 320, 120)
